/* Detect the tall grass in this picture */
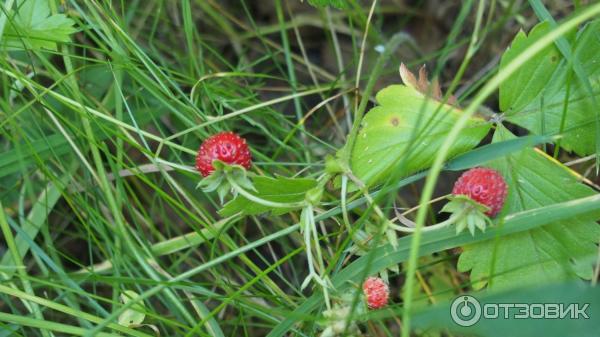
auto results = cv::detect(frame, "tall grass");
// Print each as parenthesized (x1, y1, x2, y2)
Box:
(1, 1, 597, 337)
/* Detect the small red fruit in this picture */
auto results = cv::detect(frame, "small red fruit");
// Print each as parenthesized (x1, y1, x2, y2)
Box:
(195, 132, 252, 177)
(452, 167, 507, 217)
(363, 277, 389, 309)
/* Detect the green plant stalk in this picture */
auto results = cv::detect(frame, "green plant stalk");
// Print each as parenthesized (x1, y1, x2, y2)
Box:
(0, 284, 152, 337)
(183, 246, 304, 337)
(390, 200, 487, 234)
(52, 17, 202, 337)
(55, 8, 189, 330)
(77, 172, 421, 276)
(0, 312, 122, 337)
(434, 0, 474, 77)
(400, 5, 600, 337)
(10, 25, 216, 332)
(182, 0, 200, 76)
(163, 85, 333, 143)
(339, 32, 412, 166)
(438, 0, 484, 105)
(0, 178, 65, 277)
(0, 203, 50, 337)
(275, 0, 311, 163)
(0, 66, 196, 155)
(553, 67, 573, 158)
(307, 204, 332, 310)
(87, 223, 302, 335)
(325, 6, 352, 130)
(0, 0, 14, 38)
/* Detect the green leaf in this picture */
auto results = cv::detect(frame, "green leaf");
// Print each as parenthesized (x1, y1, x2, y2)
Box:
(502, 20, 600, 156)
(306, 0, 349, 9)
(457, 125, 600, 290)
(499, 22, 563, 112)
(350, 85, 490, 187)
(2, 0, 77, 50)
(219, 176, 317, 217)
(117, 290, 146, 327)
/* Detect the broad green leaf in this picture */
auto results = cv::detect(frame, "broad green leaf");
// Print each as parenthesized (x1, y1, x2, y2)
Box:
(350, 85, 490, 187)
(502, 20, 600, 156)
(457, 125, 600, 290)
(219, 176, 316, 217)
(117, 290, 146, 327)
(499, 22, 563, 112)
(2, 0, 77, 50)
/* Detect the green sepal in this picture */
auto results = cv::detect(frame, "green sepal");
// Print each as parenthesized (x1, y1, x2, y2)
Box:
(216, 182, 231, 204)
(385, 225, 398, 250)
(196, 160, 255, 204)
(441, 195, 490, 214)
(441, 195, 492, 236)
(196, 171, 225, 192)
(228, 164, 256, 192)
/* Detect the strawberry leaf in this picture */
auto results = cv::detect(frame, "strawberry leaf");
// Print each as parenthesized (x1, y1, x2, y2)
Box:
(219, 176, 317, 217)
(501, 20, 600, 156)
(350, 85, 490, 187)
(499, 22, 565, 112)
(2, 0, 77, 51)
(457, 125, 600, 290)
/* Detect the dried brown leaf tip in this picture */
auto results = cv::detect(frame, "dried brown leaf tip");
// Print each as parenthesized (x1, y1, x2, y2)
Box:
(399, 63, 458, 107)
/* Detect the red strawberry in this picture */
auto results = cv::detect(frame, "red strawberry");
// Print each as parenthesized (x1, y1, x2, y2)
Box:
(452, 167, 507, 217)
(196, 132, 252, 177)
(363, 277, 389, 309)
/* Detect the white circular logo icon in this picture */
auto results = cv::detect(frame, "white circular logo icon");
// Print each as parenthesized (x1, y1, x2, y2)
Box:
(451, 295, 481, 327)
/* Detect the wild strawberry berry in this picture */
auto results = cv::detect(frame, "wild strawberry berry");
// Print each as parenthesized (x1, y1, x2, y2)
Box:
(452, 167, 507, 217)
(362, 277, 389, 309)
(195, 132, 252, 177)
